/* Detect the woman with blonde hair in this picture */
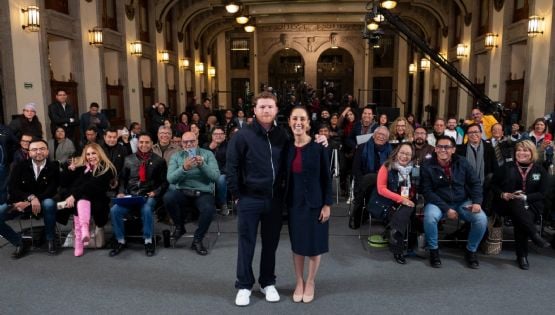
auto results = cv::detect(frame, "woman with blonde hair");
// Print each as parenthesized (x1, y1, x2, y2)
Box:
(63, 143, 117, 256)
(491, 140, 550, 269)
(389, 117, 414, 147)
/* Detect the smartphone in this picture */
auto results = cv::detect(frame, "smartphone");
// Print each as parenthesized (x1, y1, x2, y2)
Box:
(545, 134, 552, 142)
(513, 190, 523, 195)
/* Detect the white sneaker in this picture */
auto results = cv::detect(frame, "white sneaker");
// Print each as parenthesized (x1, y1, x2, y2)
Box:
(235, 289, 251, 306)
(260, 285, 280, 302)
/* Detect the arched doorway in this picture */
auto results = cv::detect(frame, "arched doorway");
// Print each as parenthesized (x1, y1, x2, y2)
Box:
(268, 49, 305, 108)
(316, 48, 354, 110)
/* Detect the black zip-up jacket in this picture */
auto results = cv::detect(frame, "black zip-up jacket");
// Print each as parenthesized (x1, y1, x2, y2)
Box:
(226, 120, 289, 200)
(118, 152, 168, 198)
(421, 154, 483, 214)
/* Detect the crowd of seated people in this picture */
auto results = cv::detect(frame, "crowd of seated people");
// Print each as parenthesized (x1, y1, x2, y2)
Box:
(0, 95, 554, 272)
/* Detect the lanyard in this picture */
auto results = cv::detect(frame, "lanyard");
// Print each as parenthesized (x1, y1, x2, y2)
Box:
(516, 164, 532, 191)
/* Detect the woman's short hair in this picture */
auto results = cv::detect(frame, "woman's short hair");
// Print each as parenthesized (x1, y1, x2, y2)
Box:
(515, 140, 538, 162)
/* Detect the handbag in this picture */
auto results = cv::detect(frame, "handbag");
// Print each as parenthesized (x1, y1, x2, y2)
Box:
(481, 214, 503, 255)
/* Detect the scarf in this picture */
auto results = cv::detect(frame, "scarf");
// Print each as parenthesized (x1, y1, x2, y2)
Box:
(392, 162, 413, 188)
(136, 151, 152, 183)
(466, 142, 485, 184)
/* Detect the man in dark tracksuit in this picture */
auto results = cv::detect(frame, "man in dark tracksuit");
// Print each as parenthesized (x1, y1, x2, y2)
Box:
(227, 92, 288, 306)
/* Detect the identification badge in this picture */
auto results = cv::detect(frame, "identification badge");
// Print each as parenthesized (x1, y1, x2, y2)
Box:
(532, 173, 541, 181)
(400, 186, 410, 198)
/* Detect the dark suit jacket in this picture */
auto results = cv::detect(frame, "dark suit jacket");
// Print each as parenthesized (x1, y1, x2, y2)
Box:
(455, 140, 496, 177)
(285, 141, 333, 209)
(48, 101, 78, 137)
(8, 159, 60, 203)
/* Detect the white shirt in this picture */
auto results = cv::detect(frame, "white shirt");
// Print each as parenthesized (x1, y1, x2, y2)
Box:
(32, 160, 45, 180)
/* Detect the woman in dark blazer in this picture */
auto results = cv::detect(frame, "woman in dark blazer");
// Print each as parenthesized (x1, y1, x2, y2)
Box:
(286, 106, 332, 303)
(63, 143, 116, 256)
(491, 140, 550, 270)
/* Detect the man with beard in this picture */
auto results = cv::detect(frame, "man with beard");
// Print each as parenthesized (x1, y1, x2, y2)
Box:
(445, 117, 463, 145)
(414, 127, 435, 165)
(48, 88, 78, 139)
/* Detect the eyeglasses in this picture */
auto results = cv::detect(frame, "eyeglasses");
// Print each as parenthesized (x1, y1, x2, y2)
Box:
(213, 132, 225, 136)
(182, 140, 197, 145)
(467, 131, 481, 135)
(472, 113, 482, 117)
(398, 152, 412, 157)
(29, 147, 47, 152)
(436, 145, 453, 151)
(20, 139, 32, 143)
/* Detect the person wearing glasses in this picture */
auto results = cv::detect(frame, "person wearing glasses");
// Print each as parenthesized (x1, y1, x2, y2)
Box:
(152, 125, 181, 165)
(389, 117, 414, 148)
(421, 135, 487, 269)
(163, 131, 220, 256)
(4, 139, 60, 257)
(374, 143, 417, 264)
(464, 107, 498, 140)
(349, 126, 392, 229)
(491, 140, 550, 269)
(204, 126, 230, 215)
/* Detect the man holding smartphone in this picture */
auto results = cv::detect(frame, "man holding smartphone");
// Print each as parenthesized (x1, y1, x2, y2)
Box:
(421, 135, 488, 269)
(163, 131, 220, 255)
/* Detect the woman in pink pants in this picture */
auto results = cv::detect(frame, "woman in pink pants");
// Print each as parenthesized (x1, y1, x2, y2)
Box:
(64, 143, 116, 256)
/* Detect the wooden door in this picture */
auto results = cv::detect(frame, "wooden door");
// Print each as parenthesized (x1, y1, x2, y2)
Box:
(106, 84, 125, 127)
(167, 88, 177, 122)
(142, 87, 155, 129)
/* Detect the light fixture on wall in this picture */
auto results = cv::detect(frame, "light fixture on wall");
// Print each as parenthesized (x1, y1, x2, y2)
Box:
(88, 27, 103, 46)
(244, 24, 256, 33)
(21, 5, 40, 32)
(208, 66, 216, 78)
(236, 15, 249, 25)
(380, 1, 397, 10)
(420, 58, 430, 70)
(528, 16, 544, 37)
(373, 14, 385, 23)
(195, 62, 205, 74)
(180, 57, 190, 69)
(367, 21, 379, 31)
(408, 63, 416, 74)
(130, 41, 142, 56)
(225, 1, 240, 14)
(484, 33, 498, 49)
(456, 44, 468, 58)
(159, 50, 170, 63)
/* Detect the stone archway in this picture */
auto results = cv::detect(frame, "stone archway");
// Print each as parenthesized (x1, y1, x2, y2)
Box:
(268, 48, 305, 106)
(316, 48, 355, 107)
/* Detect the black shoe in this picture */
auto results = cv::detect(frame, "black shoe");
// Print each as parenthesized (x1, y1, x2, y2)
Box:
(393, 253, 406, 264)
(191, 239, 208, 256)
(109, 242, 126, 257)
(517, 256, 529, 270)
(348, 214, 360, 230)
(530, 233, 550, 248)
(171, 226, 186, 241)
(47, 240, 57, 255)
(144, 243, 155, 257)
(429, 249, 442, 268)
(12, 243, 29, 259)
(464, 249, 480, 269)
(504, 217, 513, 227)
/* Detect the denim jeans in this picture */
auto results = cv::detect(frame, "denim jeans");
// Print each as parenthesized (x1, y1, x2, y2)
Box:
(216, 174, 227, 206)
(423, 200, 487, 252)
(0, 198, 56, 246)
(110, 197, 156, 242)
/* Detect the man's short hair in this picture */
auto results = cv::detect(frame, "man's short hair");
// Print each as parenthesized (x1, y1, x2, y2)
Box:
(374, 125, 389, 136)
(86, 126, 98, 133)
(466, 123, 482, 133)
(20, 133, 35, 141)
(30, 139, 48, 148)
(158, 125, 172, 134)
(212, 126, 225, 134)
(105, 126, 118, 134)
(137, 132, 152, 141)
(129, 122, 140, 131)
(55, 88, 67, 95)
(90, 102, 99, 109)
(436, 135, 456, 147)
(318, 123, 331, 131)
(253, 91, 277, 106)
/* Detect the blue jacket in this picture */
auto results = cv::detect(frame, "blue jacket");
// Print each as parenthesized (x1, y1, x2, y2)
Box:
(226, 120, 289, 199)
(352, 138, 392, 177)
(421, 154, 483, 213)
(285, 141, 333, 209)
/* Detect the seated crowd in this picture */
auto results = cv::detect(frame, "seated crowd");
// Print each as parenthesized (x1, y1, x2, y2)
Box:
(1, 95, 554, 273)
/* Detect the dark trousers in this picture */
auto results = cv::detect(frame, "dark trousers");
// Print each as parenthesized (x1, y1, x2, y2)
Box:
(388, 205, 414, 254)
(235, 195, 282, 290)
(163, 190, 215, 240)
(0, 199, 57, 246)
(506, 199, 538, 257)
(350, 173, 378, 226)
